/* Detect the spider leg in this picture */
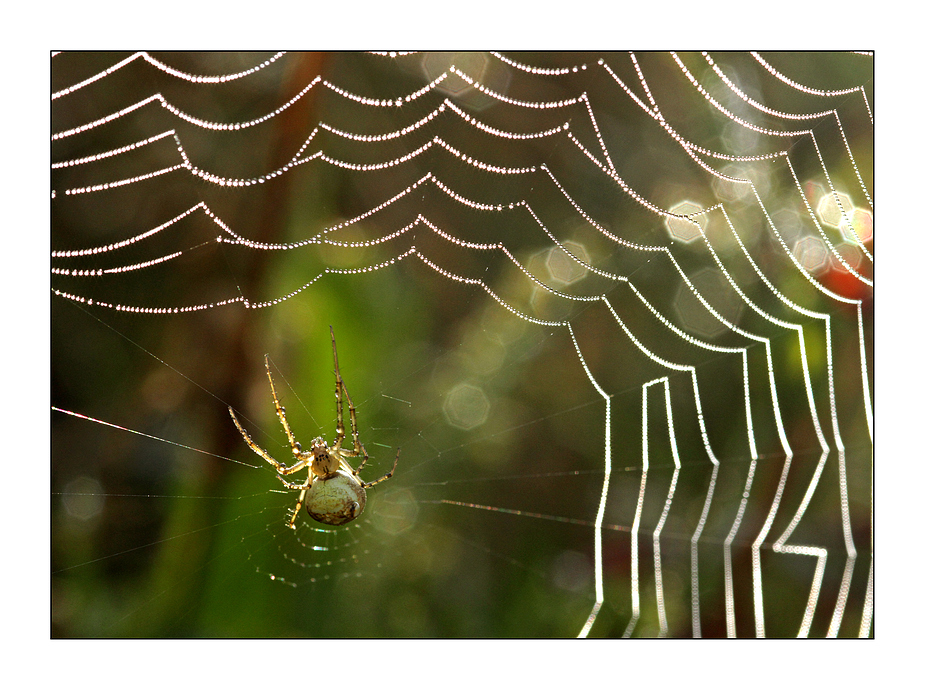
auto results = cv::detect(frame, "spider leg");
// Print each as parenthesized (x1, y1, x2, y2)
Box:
(360, 447, 400, 489)
(264, 355, 302, 460)
(276, 474, 311, 491)
(284, 476, 313, 529)
(229, 407, 286, 470)
(330, 326, 348, 449)
(228, 407, 312, 476)
(330, 327, 369, 474)
(347, 428, 370, 476)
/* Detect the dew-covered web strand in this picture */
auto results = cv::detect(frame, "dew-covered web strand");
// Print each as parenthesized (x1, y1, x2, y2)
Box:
(52, 407, 258, 471)
(51, 51, 288, 100)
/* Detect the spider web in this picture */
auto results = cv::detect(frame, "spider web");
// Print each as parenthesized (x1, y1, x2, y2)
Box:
(51, 51, 873, 638)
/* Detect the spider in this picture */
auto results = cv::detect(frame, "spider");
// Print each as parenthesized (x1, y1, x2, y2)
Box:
(228, 326, 399, 528)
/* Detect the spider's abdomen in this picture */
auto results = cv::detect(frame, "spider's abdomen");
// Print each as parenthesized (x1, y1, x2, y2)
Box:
(304, 469, 368, 525)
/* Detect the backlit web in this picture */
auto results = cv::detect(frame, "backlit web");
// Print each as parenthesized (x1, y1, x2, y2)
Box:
(51, 51, 873, 637)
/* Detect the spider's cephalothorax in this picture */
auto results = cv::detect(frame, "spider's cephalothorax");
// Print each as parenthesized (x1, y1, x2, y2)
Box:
(303, 437, 338, 476)
(229, 327, 399, 528)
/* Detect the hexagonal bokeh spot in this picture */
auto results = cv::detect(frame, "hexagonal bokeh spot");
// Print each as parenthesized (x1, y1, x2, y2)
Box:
(772, 208, 808, 247)
(665, 201, 707, 243)
(832, 242, 863, 272)
(674, 267, 742, 338)
(845, 207, 873, 245)
(794, 236, 829, 272)
(545, 241, 589, 285)
(711, 165, 751, 203)
(370, 487, 419, 535)
(422, 52, 490, 96)
(816, 191, 853, 229)
(62, 475, 104, 521)
(443, 382, 490, 430)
